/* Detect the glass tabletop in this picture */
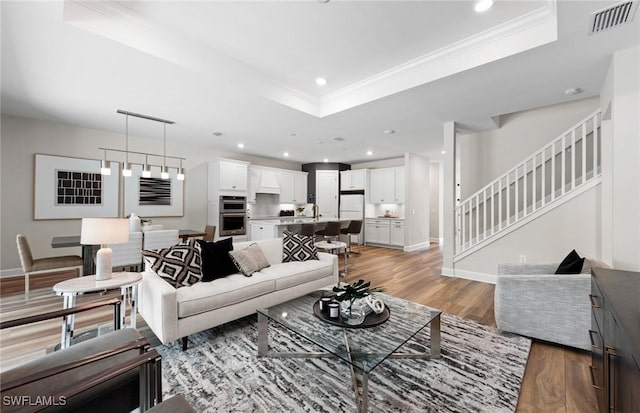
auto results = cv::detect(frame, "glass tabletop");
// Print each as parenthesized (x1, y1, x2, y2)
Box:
(257, 291, 441, 373)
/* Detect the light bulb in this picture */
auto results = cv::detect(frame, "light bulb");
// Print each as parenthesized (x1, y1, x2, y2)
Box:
(177, 167, 185, 181)
(122, 162, 132, 177)
(100, 160, 111, 176)
(161, 166, 169, 179)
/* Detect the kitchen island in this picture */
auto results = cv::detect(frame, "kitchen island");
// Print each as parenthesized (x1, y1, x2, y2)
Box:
(248, 217, 350, 241)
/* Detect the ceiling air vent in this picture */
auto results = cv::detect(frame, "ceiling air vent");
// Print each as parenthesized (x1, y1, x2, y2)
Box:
(589, 1, 638, 34)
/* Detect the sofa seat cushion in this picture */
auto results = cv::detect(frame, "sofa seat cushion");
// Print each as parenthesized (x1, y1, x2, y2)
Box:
(177, 273, 275, 318)
(256, 260, 333, 290)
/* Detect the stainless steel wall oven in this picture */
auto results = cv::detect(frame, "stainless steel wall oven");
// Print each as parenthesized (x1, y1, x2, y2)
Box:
(219, 196, 247, 236)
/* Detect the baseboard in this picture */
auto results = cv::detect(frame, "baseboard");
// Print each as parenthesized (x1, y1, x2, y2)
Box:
(404, 242, 430, 252)
(0, 268, 23, 278)
(439, 267, 496, 284)
(429, 237, 443, 244)
(453, 269, 497, 284)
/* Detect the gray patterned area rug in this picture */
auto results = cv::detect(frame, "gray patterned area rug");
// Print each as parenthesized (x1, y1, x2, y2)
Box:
(156, 313, 531, 412)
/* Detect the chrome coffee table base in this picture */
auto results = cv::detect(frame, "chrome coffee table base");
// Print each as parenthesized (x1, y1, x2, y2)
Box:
(257, 312, 441, 412)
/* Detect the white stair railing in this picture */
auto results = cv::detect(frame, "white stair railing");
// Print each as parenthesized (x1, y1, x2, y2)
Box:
(455, 109, 601, 256)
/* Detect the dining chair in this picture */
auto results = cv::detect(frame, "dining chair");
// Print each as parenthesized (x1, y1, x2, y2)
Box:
(203, 225, 216, 242)
(16, 234, 83, 301)
(111, 231, 144, 271)
(142, 230, 179, 251)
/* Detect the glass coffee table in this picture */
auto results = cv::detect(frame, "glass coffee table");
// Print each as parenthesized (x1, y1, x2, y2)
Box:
(257, 291, 442, 412)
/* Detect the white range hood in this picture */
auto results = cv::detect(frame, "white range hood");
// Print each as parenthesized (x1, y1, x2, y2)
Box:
(256, 170, 280, 194)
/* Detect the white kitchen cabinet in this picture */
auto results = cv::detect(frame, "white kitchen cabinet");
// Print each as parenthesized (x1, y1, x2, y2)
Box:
(390, 220, 405, 246)
(340, 169, 366, 191)
(219, 159, 248, 192)
(277, 171, 307, 204)
(249, 222, 277, 241)
(369, 167, 405, 204)
(369, 169, 395, 203)
(364, 219, 391, 245)
(247, 167, 261, 204)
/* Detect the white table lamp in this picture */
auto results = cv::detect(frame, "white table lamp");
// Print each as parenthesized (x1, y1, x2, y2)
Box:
(81, 218, 129, 280)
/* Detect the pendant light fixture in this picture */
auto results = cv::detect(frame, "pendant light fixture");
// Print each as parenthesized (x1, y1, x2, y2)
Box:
(100, 149, 111, 175)
(160, 122, 170, 179)
(122, 114, 132, 177)
(142, 154, 152, 178)
(101, 110, 183, 181)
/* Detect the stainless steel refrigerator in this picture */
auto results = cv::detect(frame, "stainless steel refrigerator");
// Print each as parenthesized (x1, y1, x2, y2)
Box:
(339, 193, 364, 244)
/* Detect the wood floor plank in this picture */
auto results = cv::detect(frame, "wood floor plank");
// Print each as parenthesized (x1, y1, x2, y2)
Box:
(0, 243, 597, 412)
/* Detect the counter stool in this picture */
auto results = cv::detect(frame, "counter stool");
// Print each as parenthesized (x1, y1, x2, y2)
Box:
(315, 221, 341, 242)
(299, 223, 317, 237)
(340, 220, 363, 254)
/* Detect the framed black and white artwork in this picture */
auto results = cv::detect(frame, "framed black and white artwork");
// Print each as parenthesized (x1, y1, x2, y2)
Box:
(34, 154, 119, 219)
(123, 164, 184, 217)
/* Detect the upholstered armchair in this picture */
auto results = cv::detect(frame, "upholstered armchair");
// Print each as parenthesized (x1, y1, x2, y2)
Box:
(494, 263, 591, 350)
(0, 298, 162, 412)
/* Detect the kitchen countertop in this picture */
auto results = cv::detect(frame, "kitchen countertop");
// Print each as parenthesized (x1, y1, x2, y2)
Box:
(366, 216, 404, 220)
(249, 217, 349, 225)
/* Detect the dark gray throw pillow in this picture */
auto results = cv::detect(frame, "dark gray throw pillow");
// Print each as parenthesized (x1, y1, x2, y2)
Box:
(197, 237, 237, 281)
(555, 249, 585, 274)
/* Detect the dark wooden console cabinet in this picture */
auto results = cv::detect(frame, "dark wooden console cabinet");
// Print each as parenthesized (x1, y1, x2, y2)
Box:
(590, 268, 640, 413)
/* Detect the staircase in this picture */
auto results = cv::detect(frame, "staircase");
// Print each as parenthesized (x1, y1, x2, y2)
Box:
(454, 109, 602, 261)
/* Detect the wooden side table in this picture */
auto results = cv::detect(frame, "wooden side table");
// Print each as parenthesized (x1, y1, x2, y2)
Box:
(53, 272, 142, 349)
(315, 240, 348, 278)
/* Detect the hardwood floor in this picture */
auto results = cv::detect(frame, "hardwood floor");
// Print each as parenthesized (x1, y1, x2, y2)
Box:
(0, 245, 597, 412)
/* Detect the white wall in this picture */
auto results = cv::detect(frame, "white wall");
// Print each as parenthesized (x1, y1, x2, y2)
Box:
(458, 96, 600, 199)
(455, 185, 602, 280)
(600, 47, 640, 271)
(351, 157, 404, 169)
(404, 153, 430, 249)
(0, 115, 301, 272)
(428, 161, 441, 241)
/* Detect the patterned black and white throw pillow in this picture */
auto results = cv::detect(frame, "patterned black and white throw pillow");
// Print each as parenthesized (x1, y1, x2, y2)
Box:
(142, 239, 202, 288)
(282, 230, 319, 262)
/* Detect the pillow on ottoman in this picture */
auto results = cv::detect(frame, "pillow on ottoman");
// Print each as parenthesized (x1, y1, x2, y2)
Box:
(555, 249, 585, 274)
(282, 230, 318, 262)
(142, 239, 203, 288)
(197, 237, 237, 281)
(229, 243, 270, 277)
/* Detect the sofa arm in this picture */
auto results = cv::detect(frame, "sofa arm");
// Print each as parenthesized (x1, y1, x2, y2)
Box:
(318, 252, 339, 285)
(138, 270, 179, 344)
(498, 263, 559, 275)
(494, 273, 591, 350)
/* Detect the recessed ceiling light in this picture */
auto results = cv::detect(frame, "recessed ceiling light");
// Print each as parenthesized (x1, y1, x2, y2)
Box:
(237, 143, 245, 148)
(564, 87, 583, 96)
(366, 150, 373, 156)
(315, 77, 327, 86)
(283, 152, 289, 157)
(474, 0, 493, 13)
(211, 131, 223, 137)
(323, 158, 329, 163)
(383, 129, 395, 135)
(441, 150, 446, 155)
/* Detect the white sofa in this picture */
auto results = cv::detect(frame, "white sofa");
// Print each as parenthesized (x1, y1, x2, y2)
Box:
(138, 237, 339, 349)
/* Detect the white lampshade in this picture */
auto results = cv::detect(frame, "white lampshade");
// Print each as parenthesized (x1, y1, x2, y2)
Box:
(81, 218, 130, 245)
(81, 218, 129, 281)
